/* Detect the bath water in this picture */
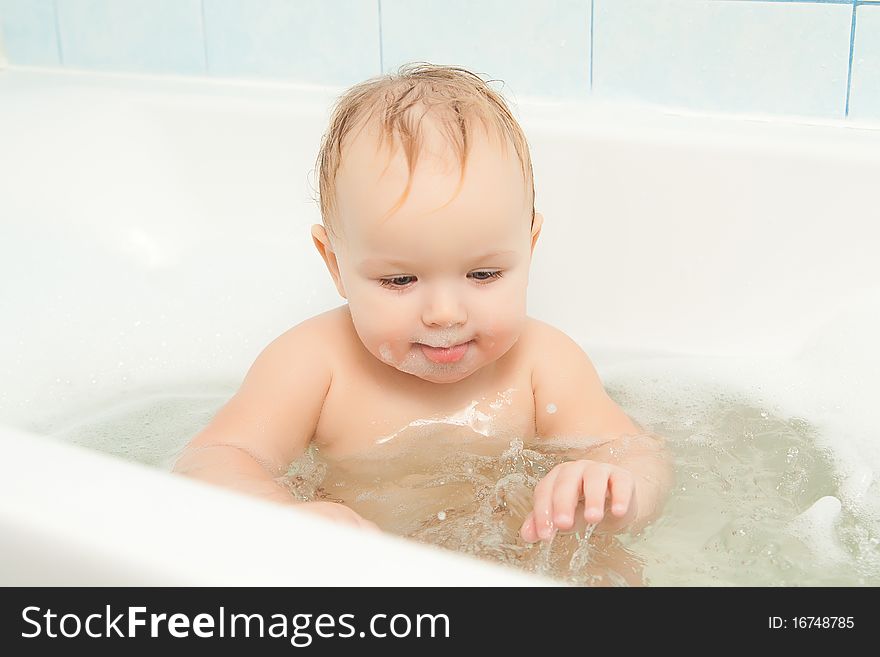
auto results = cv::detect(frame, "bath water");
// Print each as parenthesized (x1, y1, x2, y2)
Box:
(38, 364, 879, 586)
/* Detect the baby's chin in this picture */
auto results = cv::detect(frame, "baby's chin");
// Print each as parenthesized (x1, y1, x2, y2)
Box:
(374, 341, 485, 384)
(402, 366, 477, 384)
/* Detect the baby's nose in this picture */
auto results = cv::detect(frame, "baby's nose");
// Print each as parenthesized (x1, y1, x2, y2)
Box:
(421, 288, 467, 327)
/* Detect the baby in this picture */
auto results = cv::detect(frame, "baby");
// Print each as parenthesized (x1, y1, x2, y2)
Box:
(174, 63, 673, 546)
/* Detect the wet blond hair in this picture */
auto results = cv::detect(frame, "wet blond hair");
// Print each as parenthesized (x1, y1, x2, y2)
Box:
(315, 62, 535, 241)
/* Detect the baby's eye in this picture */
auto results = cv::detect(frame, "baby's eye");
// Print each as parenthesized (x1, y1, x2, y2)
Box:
(469, 270, 504, 283)
(379, 275, 416, 289)
(378, 271, 503, 290)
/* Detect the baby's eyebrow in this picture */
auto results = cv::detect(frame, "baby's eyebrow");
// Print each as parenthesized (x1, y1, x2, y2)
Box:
(359, 250, 516, 270)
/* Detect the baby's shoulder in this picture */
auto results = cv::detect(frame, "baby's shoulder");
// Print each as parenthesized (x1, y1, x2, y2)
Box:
(296, 304, 350, 337)
(267, 305, 350, 363)
(519, 316, 579, 354)
(519, 317, 596, 379)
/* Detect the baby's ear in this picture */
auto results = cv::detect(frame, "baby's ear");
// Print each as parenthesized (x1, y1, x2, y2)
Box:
(310, 224, 347, 299)
(530, 212, 544, 256)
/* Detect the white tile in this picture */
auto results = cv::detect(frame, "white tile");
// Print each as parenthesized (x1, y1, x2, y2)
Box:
(593, 0, 852, 118)
(203, 0, 380, 85)
(0, 0, 60, 66)
(57, 0, 205, 75)
(381, 0, 592, 100)
(849, 3, 880, 121)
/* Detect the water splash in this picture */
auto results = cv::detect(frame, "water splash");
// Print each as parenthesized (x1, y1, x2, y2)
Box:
(43, 369, 880, 586)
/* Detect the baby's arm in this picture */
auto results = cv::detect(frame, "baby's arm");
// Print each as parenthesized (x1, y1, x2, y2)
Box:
(523, 322, 674, 542)
(173, 319, 376, 531)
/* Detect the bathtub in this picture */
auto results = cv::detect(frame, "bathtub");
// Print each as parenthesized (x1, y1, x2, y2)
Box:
(1, 67, 878, 586)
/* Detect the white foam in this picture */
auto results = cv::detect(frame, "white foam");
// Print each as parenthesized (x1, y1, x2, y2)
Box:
(378, 342, 395, 364)
(786, 496, 848, 565)
(374, 391, 520, 446)
(598, 334, 880, 517)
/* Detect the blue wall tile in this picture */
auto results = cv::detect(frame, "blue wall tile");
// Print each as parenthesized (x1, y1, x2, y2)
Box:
(56, 0, 206, 75)
(2, 0, 877, 127)
(0, 0, 60, 66)
(202, 0, 380, 85)
(381, 0, 592, 100)
(593, 0, 852, 118)
(849, 2, 880, 120)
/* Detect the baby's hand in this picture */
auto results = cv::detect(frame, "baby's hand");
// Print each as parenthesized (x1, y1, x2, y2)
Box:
(295, 501, 381, 533)
(519, 460, 637, 542)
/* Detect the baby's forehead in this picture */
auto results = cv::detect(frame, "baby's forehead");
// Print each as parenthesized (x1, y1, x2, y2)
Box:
(343, 112, 513, 176)
(335, 115, 528, 233)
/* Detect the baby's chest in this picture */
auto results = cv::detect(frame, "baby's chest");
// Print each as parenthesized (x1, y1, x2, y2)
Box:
(312, 368, 537, 459)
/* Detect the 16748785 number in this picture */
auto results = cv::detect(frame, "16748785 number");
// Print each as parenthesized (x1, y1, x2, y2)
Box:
(768, 617, 854, 629)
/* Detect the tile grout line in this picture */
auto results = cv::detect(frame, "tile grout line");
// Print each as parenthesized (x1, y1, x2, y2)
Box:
(200, 0, 210, 76)
(589, 0, 594, 92)
(845, 1, 857, 116)
(378, 0, 384, 74)
(52, 0, 63, 65)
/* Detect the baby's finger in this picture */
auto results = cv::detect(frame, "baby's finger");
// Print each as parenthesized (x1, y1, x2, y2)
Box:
(608, 469, 635, 517)
(520, 512, 539, 543)
(551, 464, 584, 531)
(581, 467, 611, 524)
(531, 467, 561, 540)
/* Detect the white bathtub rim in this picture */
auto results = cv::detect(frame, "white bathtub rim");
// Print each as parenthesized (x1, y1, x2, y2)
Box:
(4, 65, 880, 139)
(0, 425, 552, 586)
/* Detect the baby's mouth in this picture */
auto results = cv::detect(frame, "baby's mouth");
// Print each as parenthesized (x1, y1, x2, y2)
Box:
(417, 341, 472, 364)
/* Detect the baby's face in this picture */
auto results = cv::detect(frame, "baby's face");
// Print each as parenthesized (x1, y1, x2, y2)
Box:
(315, 119, 541, 384)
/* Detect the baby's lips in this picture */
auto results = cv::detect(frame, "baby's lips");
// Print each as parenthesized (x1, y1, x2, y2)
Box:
(419, 341, 470, 364)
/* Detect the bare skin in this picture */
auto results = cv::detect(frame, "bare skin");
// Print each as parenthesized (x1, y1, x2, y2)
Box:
(174, 111, 674, 575)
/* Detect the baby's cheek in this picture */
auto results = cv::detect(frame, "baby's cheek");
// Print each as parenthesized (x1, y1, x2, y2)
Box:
(375, 337, 412, 366)
(347, 304, 407, 361)
(482, 293, 527, 337)
(479, 321, 521, 360)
